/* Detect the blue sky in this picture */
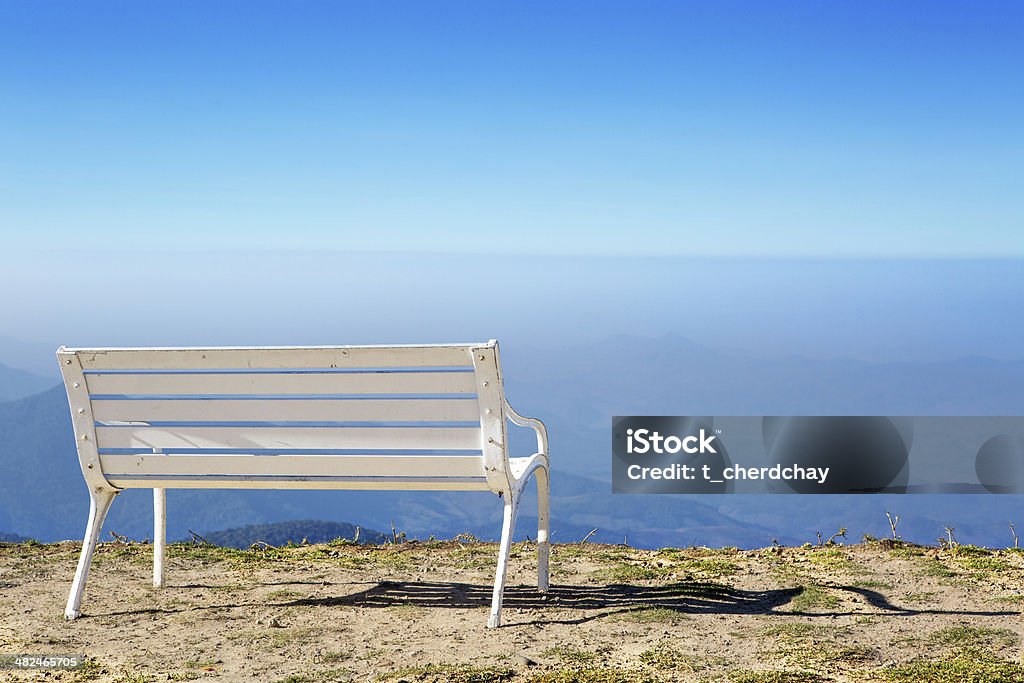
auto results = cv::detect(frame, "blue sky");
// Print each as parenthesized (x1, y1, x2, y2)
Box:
(1, 2, 1022, 366)
(1, 1, 1021, 257)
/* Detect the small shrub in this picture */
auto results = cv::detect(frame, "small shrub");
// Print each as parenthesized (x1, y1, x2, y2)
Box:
(526, 670, 656, 683)
(729, 671, 830, 683)
(928, 625, 1018, 649)
(789, 585, 840, 612)
(541, 647, 601, 665)
(876, 647, 1024, 682)
(638, 643, 705, 671)
(679, 557, 740, 576)
(378, 663, 515, 683)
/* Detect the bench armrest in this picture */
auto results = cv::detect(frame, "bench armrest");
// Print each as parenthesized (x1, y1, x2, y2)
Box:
(505, 400, 548, 457)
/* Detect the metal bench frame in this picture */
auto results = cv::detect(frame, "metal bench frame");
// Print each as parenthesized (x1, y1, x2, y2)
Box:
(59, 340, 549, 628)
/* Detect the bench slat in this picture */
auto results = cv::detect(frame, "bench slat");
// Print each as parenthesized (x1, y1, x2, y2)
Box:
(95, 426, 482, 451)
(71, 345, 475, 370)
(92, 398, 481, 423)
(99, 454, 487, 478)
(102, 475, 491, 491)
(86, 371, 477, 396)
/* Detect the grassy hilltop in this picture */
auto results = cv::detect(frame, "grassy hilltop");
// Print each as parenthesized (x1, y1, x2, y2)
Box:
(2, 539, 1024, 682)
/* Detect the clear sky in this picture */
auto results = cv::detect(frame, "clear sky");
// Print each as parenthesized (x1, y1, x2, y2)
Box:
(1, 1, 1021, 257)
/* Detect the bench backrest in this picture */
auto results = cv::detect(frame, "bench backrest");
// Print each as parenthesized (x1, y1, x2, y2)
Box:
(58, 342, 512, 495)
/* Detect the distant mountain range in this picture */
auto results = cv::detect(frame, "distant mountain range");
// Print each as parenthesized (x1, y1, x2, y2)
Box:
(0, 361, 55, 402)
(2, 336, 1023, 549)
(0, 335, 59, 380)
(200, 520, 389, 548)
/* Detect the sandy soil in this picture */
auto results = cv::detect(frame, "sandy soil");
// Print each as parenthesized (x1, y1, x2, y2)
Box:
(1, 539, 1023, 682)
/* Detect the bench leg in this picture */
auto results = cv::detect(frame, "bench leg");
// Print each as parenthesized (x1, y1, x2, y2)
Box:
(153, 488, 166, 588)
(487, 493, 519, 628)
(535, 466, 550, 592)
(65, 488, 116, 620)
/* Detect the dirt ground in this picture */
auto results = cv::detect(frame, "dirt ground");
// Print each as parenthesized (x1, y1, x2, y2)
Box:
(2, 539, 1024, 682)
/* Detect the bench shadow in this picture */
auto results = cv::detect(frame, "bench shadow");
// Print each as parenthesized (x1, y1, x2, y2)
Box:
(815, 585, 1017, 618)
(279, 580, 801, 626)
(92, 580, 1019, 624)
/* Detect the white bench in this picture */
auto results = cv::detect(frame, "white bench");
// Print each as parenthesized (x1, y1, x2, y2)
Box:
(58, 341, 549, 628)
